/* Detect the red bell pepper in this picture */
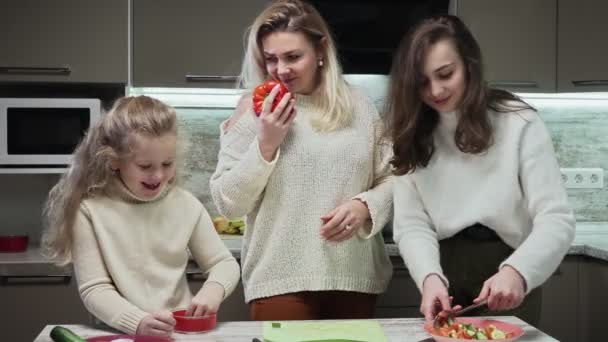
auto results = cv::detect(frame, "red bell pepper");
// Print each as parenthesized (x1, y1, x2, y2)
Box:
(252, 80, 289, 116)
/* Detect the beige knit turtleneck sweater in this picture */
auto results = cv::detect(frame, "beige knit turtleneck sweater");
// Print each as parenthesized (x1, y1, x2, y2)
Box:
(71, 179, 240, 334)
(210, 88, 394, 302)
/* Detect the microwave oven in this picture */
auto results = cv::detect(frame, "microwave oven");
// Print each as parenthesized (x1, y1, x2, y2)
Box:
(0, 98, 101, 167)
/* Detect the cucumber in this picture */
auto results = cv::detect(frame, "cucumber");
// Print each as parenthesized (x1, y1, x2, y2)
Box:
(475, 330, 489, 340)
(50, 326, 86, 342)
(490, 329, 507, 339)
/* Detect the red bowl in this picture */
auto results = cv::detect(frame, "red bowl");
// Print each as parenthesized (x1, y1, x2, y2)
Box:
(423, 317, 525, 342)
(172, 309, 217, 333)
(0, 235, 28, 253)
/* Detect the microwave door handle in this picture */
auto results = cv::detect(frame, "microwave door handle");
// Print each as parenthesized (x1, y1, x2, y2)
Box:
(0, 66, 71, 75)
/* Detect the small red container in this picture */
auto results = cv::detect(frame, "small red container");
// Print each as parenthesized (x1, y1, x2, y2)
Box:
(0, 235, 29, 253)
(172, 309, 217, 333)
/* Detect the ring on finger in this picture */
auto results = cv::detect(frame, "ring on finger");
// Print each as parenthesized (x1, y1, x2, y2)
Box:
(345, 224, 352, 231)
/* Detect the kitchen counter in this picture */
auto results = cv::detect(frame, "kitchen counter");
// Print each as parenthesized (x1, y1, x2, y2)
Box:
(33, 317, 557, 341)
(3, 223, 608, 276)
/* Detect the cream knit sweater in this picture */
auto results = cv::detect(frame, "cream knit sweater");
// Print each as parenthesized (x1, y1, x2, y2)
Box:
(393, 106, 575, 294)
(210, 89, 393, 302)
(72, 179, 240, 334)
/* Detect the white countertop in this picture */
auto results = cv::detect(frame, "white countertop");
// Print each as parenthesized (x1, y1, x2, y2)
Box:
(33, 317, 558, 342)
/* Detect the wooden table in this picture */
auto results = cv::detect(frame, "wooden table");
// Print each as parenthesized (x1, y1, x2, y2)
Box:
(34, 317, 558, 341)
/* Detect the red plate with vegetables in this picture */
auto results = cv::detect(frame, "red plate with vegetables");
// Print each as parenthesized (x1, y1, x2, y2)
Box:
(252, 80, 289, 116)
(424, 317, 524, 342)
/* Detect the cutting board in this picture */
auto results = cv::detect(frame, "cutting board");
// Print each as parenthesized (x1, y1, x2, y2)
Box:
(263, 320, 387, 342)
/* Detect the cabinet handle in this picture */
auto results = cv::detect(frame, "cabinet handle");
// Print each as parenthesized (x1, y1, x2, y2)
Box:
(572, 80, 608, 87)
(185, 74, 238, 82)
(0, 66, 71, 75)
(489, 81, 538, 88)
(1, 275, 71, 285)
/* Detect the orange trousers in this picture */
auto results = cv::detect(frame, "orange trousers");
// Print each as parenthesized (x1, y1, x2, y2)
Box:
(249, 290, 377, 321)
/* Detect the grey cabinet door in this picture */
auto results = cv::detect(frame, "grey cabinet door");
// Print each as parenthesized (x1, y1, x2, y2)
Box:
(133, 0, 268, 88)
(0, 0, 127, 84)
(0, 275, 90, 342)
(375, 258, 422, 318)
(538, 256, 579, 342)
(579, 256, 608, 342)
(558, 0, 608, 92)
(458, 0, 556, 93)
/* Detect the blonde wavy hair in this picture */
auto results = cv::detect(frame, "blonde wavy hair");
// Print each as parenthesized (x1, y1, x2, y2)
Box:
(41, 96, 179, 265)
(239, 0, 353, 132)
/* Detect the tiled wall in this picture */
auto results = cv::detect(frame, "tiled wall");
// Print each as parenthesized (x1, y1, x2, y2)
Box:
(525, 94, 608, 222)
(174, 92, 608, 222)
(1, 89, 607, 241)
(0, 174, 59, 244)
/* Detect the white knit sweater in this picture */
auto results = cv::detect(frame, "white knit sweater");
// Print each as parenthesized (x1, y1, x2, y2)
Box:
(72, 180, 240, 334)
(210, 89, 394, 302)
(393, 106, 575, 294)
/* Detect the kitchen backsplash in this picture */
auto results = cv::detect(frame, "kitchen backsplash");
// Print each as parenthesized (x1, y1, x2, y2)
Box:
(130, 88, 608, 222)
(526, 94, 608, 222)
(1, 85, 607, 241)
(0, 174, 59, 244)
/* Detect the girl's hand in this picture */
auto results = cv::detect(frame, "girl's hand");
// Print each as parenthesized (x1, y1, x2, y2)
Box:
(136, 311, 175, 337)
(420, 274, 456, 322)
(320, 199, 369, 242)
(186, 281, 225, 316)
(256, 84, 296, 162)
(474, 265, 526, 311)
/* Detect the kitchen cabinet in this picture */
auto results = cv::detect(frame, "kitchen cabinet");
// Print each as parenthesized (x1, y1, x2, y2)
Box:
(0, 0, 128, 84)
(132, 0, 268, 88)
(1, 275, 90, 342)
(375, 258, 422, 318)
(557, 0, 608, 92)
(457, 0, 556, 93)
(538, 256, 579, 342)
(578, 256, 608, 342)
(187, 272, 250, 322)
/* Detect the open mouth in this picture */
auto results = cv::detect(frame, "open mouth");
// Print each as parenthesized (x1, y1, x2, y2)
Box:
(142, 182, 160, 190)
(282, 78, 296, 88)
(433, 96, 450, 106)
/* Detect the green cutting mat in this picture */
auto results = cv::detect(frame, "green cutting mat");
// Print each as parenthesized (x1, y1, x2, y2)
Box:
(263, 320, 387, 342)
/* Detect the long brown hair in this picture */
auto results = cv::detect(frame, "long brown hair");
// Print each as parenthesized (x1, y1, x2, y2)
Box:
(386, 15, 533, 176)
(41, 96, 178, 265)
(239, 0, 352, 132)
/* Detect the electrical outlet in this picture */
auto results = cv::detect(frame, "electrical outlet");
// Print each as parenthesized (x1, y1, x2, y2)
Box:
(560, 168, 604, 189)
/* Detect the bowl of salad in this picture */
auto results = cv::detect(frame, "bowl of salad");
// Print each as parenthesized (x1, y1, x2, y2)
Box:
(424, 317, 524, 341)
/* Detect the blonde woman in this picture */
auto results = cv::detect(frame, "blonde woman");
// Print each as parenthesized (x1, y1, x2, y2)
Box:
(210, 0, 393, 320)
(42, 96, 239, 337)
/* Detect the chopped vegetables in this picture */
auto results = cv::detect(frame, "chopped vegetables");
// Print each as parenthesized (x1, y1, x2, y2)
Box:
(212, 216, 245, 235)
(435, 320, 511, 340)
